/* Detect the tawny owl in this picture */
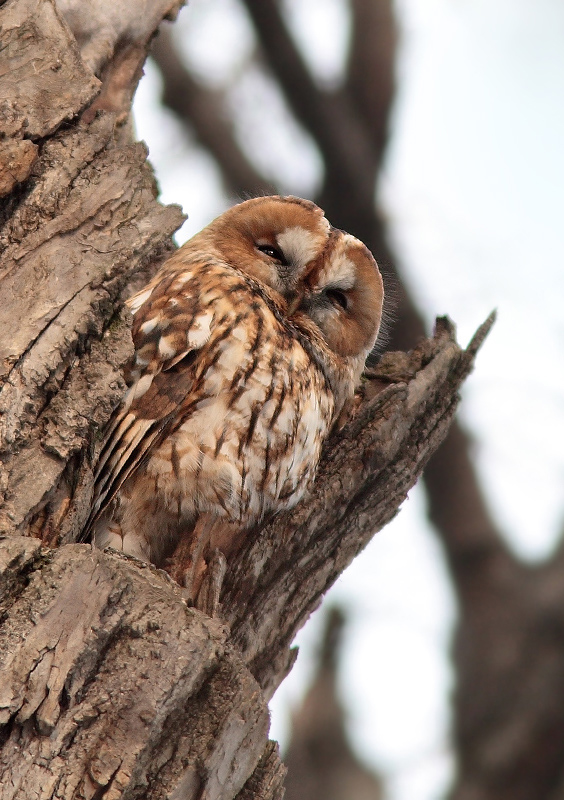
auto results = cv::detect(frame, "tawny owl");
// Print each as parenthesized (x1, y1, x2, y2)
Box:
(89, 196, 383, 598)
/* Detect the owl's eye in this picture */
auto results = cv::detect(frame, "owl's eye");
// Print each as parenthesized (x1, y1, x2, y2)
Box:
(325, 288, 349, 311)
(257, 244, 288, 266)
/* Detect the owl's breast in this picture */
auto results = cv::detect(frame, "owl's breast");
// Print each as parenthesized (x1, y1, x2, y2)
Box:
(144, 287, 335, 525)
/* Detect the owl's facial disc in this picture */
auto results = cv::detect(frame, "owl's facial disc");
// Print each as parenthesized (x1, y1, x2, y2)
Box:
(197, 195, 383, 360)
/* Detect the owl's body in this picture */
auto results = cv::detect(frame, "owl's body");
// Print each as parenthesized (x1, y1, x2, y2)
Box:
(91, 196, 383, 585)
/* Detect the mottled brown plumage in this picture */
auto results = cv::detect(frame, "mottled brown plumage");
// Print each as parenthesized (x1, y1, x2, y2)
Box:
(89, 196, 383, 597)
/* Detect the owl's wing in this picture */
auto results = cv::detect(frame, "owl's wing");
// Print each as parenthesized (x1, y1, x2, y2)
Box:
(88, 267, 216, 528)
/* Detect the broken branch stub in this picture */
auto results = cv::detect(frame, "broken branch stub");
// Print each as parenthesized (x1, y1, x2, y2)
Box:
(223, 313, 495, 696)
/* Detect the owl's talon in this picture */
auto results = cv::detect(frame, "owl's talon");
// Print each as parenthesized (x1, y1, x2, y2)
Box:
(195, 549, 227, 617)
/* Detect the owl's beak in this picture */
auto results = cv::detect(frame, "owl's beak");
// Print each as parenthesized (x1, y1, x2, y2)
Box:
(286, 288, 305, 315)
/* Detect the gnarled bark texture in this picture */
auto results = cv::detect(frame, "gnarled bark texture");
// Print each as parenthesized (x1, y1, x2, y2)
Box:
(0, 0, 491, 797)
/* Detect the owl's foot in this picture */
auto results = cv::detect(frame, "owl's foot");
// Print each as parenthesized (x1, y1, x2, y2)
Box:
(167, 516, 213, 603)
(195, 549, 227, 617)
(167, 515, 243, 616)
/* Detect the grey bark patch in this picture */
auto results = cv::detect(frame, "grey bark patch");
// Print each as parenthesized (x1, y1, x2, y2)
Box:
(0, 0, 101, 139)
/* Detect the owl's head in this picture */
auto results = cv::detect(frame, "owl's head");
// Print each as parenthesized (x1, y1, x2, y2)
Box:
(195, 195, 384, 369)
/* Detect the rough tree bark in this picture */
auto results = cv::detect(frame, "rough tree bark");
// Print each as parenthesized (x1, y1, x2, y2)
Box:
(0, 1, 491, 798)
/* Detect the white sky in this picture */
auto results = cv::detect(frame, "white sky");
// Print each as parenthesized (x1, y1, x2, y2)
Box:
(133, 2, 564, 798)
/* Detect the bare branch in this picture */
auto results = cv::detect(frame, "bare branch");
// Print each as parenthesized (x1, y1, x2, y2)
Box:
(449, 543, 564, 799)
(345, 0, 398, 166)
(151, 27, 275, 198)
(241, 0, 377, 204)
(284, 607, 384, 800)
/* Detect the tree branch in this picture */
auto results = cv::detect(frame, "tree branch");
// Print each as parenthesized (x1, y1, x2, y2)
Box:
(223, 315, 494, 695)
(0, 313, 491, 797)
(151, 27, 275, 199)
(345, 0, 397, 170)
(284, 607, 384, 800)
(241, 0, 377, 204)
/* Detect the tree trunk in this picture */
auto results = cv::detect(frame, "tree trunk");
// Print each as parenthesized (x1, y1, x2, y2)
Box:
(0, 1, 491, 797)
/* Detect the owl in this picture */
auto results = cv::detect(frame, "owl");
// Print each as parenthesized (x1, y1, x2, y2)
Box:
(89, 196, 383, 602)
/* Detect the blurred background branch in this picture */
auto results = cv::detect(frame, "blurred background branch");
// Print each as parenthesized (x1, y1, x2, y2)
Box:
(152, 27, 275, 196)
(284, 607, 384, 800)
